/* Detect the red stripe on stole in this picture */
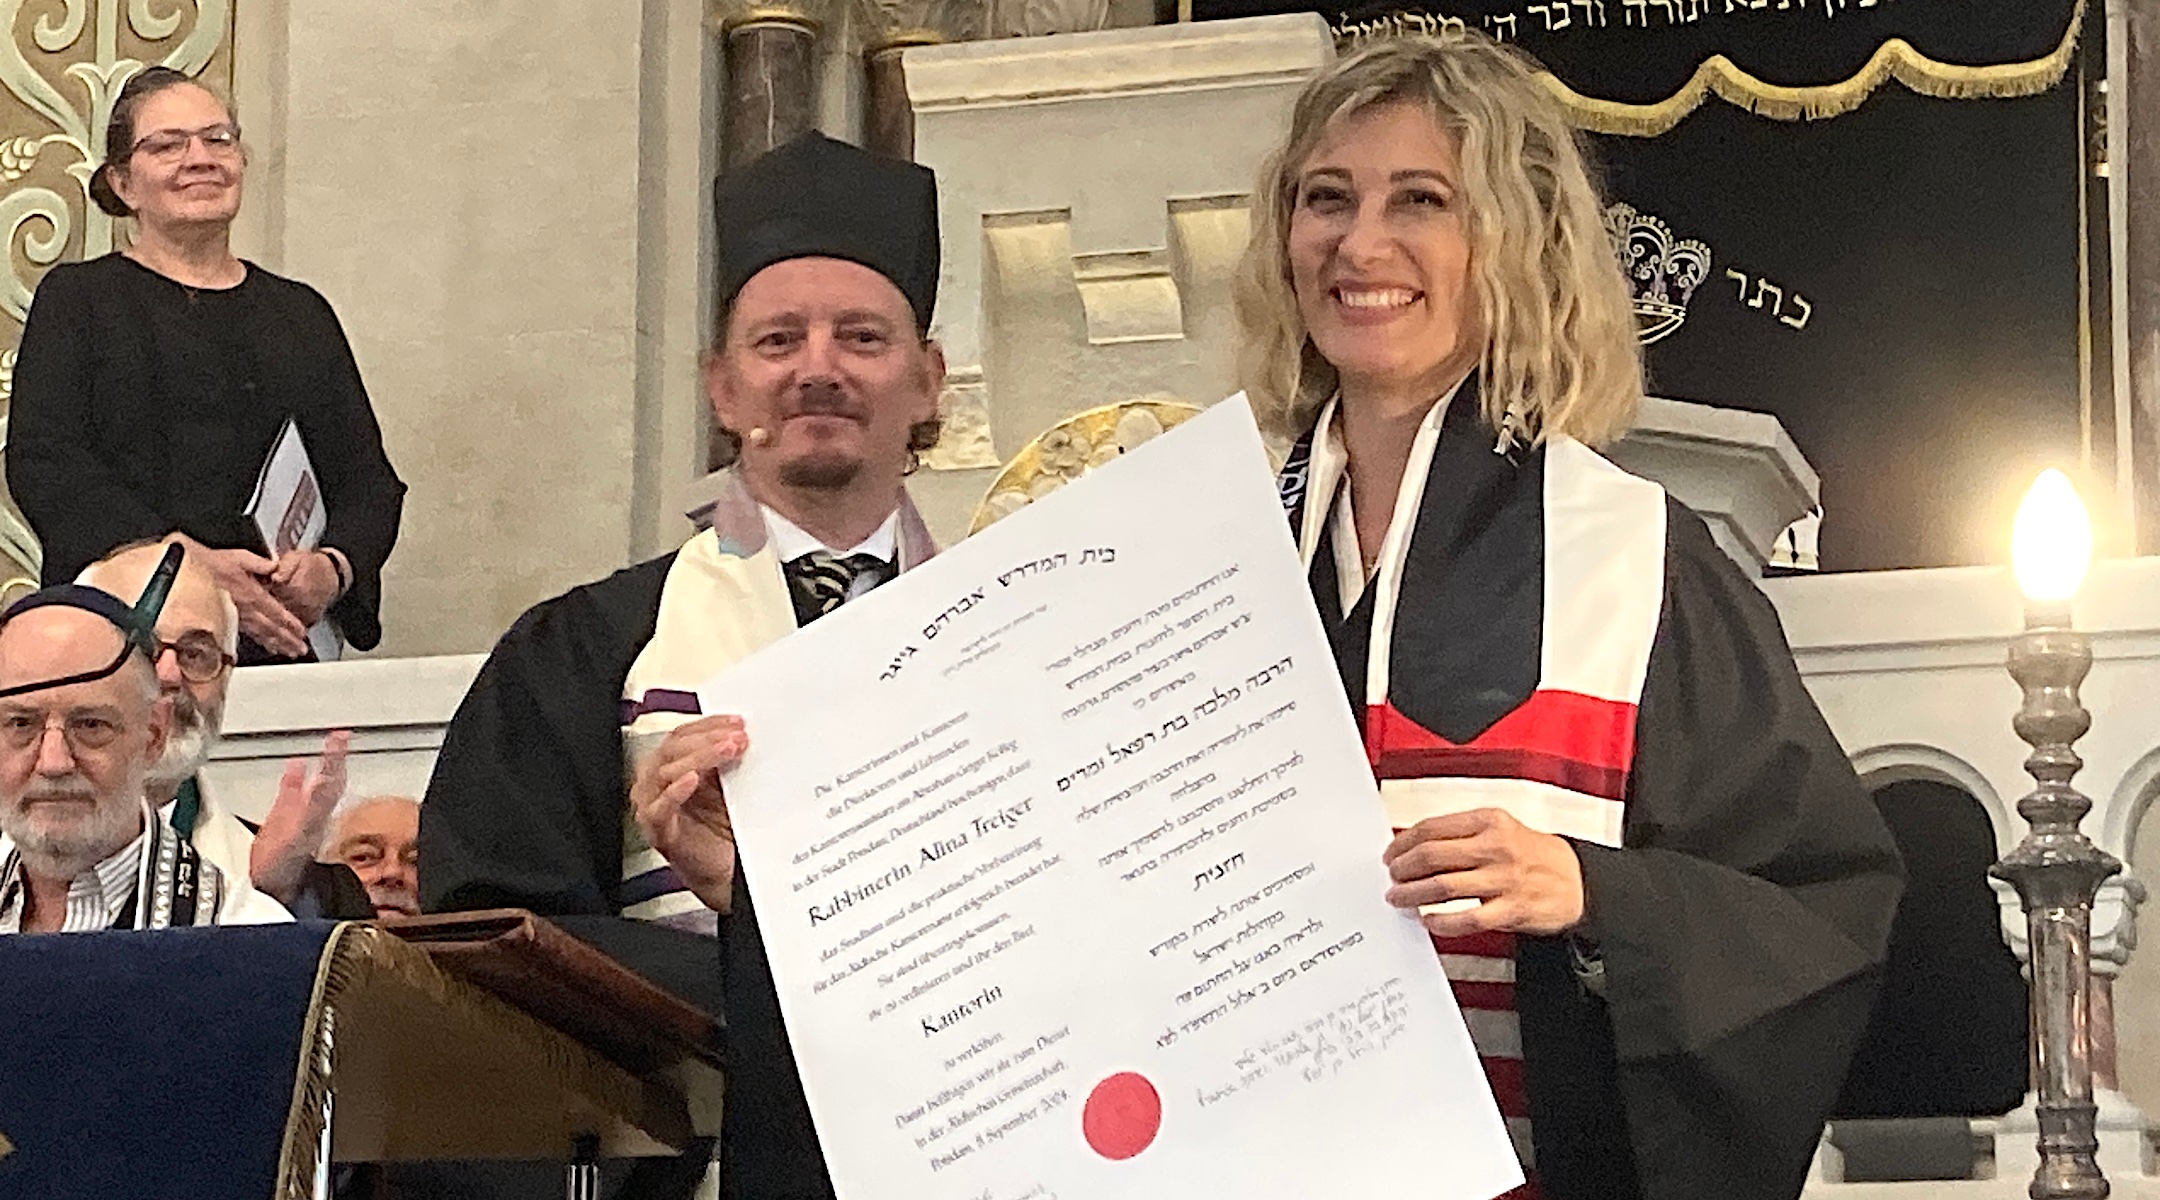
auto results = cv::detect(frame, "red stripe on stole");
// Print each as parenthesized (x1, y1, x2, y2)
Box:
(1365, 692, 1638, 772)
(1432, 928, 1517, 959)
(1481, 1054, 1530, 1118)
(1431, 924, 1532, 1189)
(1451, 980, 1515, 1013)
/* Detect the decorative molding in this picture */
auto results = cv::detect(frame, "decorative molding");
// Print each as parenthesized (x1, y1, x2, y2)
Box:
(1071, 247, 1181, 344)
(201, 653, 485, 822)
(967, 396, 1198, 532)
(903, 12, 1333, 112)
(1770, 559, 2160, 668)
(904, 16, 1325, 514)
(1765, 558, 2160, 979)
(1853, 741, 2012, 847)
(991, 0, 1109, 37)
(1603, 395, 1817, 575)
(921, 365, 999, 471)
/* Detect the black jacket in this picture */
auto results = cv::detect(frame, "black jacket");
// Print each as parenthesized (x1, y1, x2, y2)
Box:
(8, 254, 405, 650)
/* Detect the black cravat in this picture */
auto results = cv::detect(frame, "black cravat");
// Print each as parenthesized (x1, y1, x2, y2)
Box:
(783, 551, 890, 626)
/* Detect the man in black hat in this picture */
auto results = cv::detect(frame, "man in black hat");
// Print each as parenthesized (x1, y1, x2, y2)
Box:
(418, 132, 947, 1200)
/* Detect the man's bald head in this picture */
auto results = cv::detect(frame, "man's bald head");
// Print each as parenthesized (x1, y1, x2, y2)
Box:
(79, 540, 237, 656)
(79, 541, 237, 791)
(0, 604, 158, 709)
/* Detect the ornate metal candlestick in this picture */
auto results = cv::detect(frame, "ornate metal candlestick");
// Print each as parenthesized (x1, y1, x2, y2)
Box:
(1989, 469, 2120, 1200)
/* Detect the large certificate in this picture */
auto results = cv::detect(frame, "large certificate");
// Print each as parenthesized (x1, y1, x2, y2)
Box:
(702, 400, 1520, 1200)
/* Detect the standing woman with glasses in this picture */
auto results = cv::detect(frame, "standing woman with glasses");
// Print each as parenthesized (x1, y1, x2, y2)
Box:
(7, 67, 405, 663)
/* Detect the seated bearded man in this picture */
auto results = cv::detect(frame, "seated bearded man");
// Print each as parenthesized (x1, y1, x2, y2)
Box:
(81, 540, 370, 919)
(0, 574, 290, 931)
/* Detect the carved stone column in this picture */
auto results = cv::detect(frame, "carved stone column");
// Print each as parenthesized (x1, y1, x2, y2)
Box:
(705, 0, 833, 472)
(711, 0, 830, 170)
(2121, 0, 2160, 549)
(858, 0, 985, 161)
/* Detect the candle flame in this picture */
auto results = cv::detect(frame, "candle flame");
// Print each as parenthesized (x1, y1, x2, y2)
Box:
(2011, 468, 2091, 604)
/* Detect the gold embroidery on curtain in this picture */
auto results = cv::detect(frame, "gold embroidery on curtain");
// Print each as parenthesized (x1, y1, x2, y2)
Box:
(1339, 0, 2086, 137)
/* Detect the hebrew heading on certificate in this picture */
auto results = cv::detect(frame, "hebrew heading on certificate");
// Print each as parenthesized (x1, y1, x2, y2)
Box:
(701, 400, 1521, 1200)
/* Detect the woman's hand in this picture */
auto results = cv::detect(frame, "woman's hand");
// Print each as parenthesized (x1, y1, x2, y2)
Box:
(170, 533, 311, 658)
(629, 715, 749, 914)
(1382, 808, 1586, 938)
(269, 549, 343, 626)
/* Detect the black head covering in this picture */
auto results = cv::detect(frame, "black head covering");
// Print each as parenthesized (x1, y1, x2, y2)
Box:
(714, 132, 941, 333)
(0, 543, 180, 699)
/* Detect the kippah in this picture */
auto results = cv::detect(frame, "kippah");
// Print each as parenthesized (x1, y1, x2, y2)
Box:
(0, 544, 181, 699)
(4, 583, 142, 643)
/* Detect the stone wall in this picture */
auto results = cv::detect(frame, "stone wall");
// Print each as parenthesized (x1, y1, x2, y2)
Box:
(232, 0, 714, 658)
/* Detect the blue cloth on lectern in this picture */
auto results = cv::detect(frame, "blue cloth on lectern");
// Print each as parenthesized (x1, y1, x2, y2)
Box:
(0, 922, 338, 1200)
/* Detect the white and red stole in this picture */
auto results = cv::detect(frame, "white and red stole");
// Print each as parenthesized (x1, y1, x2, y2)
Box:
(1280, 386, 1666, 1186)
(615, 469, 937, 933)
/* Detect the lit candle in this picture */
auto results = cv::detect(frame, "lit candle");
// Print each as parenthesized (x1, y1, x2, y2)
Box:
(2011, 468, 2092, 622)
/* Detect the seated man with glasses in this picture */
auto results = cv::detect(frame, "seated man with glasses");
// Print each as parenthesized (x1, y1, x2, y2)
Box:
(0, 551, 289, 932)
(80, 540, 373, 920)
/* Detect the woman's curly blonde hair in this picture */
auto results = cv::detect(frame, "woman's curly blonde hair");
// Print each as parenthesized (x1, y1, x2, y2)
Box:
(1233, 32, 1642, 448)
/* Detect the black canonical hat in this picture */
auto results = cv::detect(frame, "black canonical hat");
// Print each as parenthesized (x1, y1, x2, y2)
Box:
(714, 132, 941, 333)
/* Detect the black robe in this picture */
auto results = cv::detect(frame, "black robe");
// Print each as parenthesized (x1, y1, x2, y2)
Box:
(1294, 392, 1905, 1200)
(417, 553, 830, 1200)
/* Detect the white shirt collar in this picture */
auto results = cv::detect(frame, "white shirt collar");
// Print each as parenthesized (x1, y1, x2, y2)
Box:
(1320, 378, 1464, 616)
(760, 505, 898, 564)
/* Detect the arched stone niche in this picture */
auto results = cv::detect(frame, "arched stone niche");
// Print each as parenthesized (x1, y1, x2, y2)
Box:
(1834, 776, 2027, 1121)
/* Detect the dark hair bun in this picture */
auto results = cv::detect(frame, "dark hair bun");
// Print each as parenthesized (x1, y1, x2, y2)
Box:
(87, 163, 132, 218)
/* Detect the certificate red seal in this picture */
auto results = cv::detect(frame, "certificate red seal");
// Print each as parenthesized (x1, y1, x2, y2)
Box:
(1082, 1072, 1161, 1160)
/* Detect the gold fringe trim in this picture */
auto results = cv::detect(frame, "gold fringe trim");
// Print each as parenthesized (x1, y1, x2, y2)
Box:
(268, 923, 675, 1196)
(273, 922, 370, 1200)
(1341, 0, 2085, 136)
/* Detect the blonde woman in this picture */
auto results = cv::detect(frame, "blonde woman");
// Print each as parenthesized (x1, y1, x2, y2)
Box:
(1236, 34, 1902, 1200)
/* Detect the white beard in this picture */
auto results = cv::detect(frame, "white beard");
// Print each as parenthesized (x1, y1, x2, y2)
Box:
(3, 776, 145, 880)
(147, 694, 221, 792)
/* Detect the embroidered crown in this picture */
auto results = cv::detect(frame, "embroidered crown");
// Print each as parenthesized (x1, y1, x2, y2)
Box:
(1604, 202, 1711, 347)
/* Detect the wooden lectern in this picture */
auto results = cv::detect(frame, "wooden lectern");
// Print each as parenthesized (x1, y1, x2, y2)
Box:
(286, 911, 725, 1197)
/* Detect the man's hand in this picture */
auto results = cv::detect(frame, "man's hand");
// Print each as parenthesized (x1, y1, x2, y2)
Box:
(250, 730, 351, 904)
(171, 533, 310, 658)
(1381, 808, 1586, 938)
(629, 715, 749, 914)
(268, 549, 342, 626)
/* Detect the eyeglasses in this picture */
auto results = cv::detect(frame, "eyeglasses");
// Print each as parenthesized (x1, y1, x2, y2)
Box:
(152, 633, 235, 684)
(0, 709, 127, 754)
(130, 123, 241, 163)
